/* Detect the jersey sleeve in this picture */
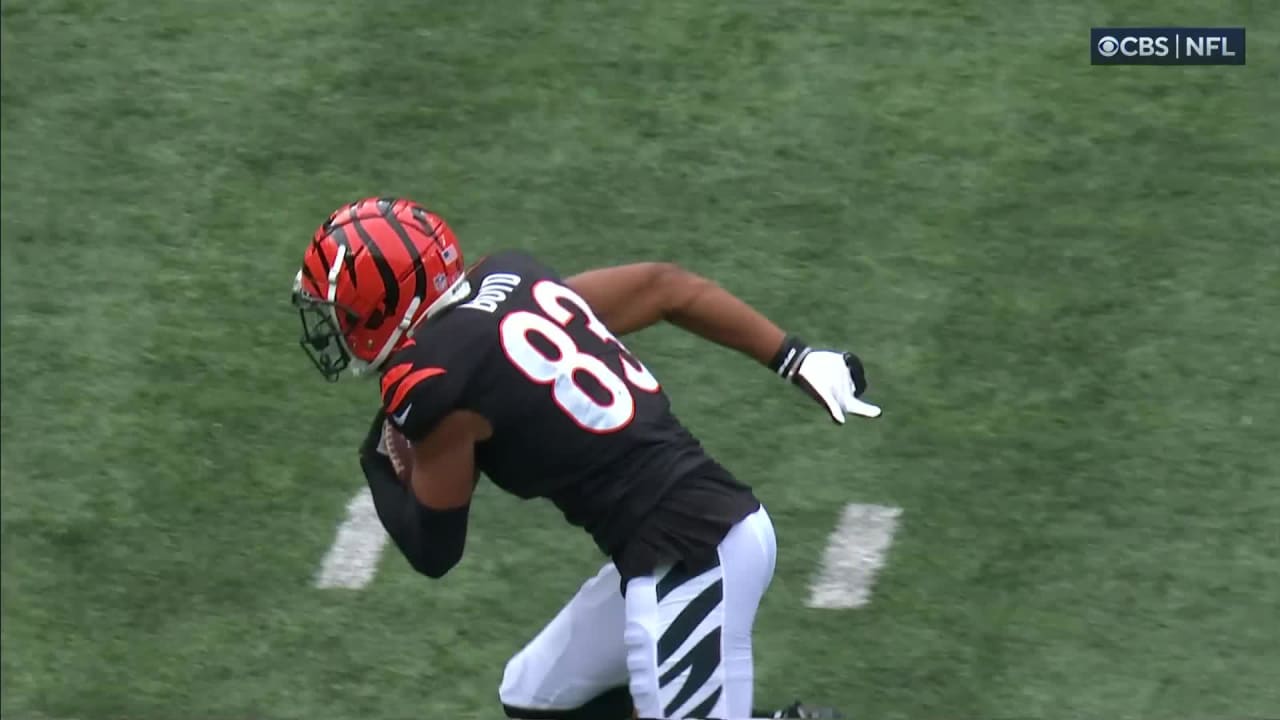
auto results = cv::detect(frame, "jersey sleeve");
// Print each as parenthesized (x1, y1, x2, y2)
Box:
(379, 321, 487, 443)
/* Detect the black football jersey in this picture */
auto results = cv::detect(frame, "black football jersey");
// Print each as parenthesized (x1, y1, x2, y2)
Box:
(379, 251, 752, 567)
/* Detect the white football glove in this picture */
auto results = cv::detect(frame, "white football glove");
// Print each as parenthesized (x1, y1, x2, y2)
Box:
(772, 337, 881, 424)
(794, 350, 882, 423)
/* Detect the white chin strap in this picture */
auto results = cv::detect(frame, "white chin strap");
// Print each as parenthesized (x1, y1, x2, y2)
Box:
(322, 245, 364, 366)
(350, 276, 472, 377)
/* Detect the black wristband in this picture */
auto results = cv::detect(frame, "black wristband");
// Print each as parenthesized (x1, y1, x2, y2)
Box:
(768, 334, 811, 380)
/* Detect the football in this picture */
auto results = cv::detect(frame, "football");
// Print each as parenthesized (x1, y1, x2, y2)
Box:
(380, 420, 414, 485)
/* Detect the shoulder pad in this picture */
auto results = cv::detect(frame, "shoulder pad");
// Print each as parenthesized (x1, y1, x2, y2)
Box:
(379, 341, 465, 442)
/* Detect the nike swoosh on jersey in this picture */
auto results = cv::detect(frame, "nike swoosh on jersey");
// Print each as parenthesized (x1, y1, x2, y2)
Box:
(392, 403, 414, 426)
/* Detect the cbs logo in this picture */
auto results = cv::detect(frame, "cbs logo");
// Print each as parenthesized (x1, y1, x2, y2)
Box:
(1097, 35, 1170, 57)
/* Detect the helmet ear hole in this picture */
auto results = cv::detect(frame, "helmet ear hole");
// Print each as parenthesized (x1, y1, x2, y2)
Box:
(364, 308, 386, 330)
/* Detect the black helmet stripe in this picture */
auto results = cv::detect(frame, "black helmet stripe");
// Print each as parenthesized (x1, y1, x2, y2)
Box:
(311, 237, 332, 275)
(348, 212, 399, 317)
(300, 262, 322, 292)
(378, 200, 428, 299)
(409, 206, 445, 250)
(327, 224, 361, 289)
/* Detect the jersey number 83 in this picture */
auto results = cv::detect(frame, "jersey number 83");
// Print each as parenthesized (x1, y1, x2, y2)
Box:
(499, 281, 660, 434)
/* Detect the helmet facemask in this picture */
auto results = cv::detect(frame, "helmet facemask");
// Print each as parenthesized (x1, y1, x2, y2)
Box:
(292, 266, 361, 382)
(291, 270, 473, 382)
(294, 297, 354, 381)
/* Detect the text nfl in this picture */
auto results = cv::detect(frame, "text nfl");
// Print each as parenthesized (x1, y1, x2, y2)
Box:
(1091, 27, 1245, 66)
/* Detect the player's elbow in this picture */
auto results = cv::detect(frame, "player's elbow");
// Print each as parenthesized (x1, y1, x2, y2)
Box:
(402, 502, 470, 579)
(407, 550, 459, 579)
(653, 262, 715, 318)
(651, 261, 693, 289)
(402, 537, 463, 578)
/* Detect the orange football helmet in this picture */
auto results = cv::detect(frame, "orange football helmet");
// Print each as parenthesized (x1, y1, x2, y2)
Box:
(291, 197, 470, 380)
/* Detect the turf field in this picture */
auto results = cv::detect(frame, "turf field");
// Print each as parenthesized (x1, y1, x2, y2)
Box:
(3, 1, 1279, 718)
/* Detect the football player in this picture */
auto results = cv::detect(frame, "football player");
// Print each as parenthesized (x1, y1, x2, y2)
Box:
(291, 198, 880, 720)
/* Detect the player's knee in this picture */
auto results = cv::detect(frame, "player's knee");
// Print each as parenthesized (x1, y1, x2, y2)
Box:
(498, 651, 530, 709)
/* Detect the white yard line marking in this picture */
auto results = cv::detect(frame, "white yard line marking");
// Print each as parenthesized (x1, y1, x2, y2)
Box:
(807, 503, 902, 609)
(314, 487, 388, 589)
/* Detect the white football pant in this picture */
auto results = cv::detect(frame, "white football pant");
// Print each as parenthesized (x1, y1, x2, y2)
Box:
(499, 505, 778, 719)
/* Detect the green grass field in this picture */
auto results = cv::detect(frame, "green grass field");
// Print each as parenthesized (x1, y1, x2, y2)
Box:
(3, 1, 1280, 718)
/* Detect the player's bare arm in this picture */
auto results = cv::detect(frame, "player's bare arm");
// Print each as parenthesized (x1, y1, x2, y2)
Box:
(566, 262, 883, 423)
(565, 262, 786, 365)
(408, 410, 491, 510)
